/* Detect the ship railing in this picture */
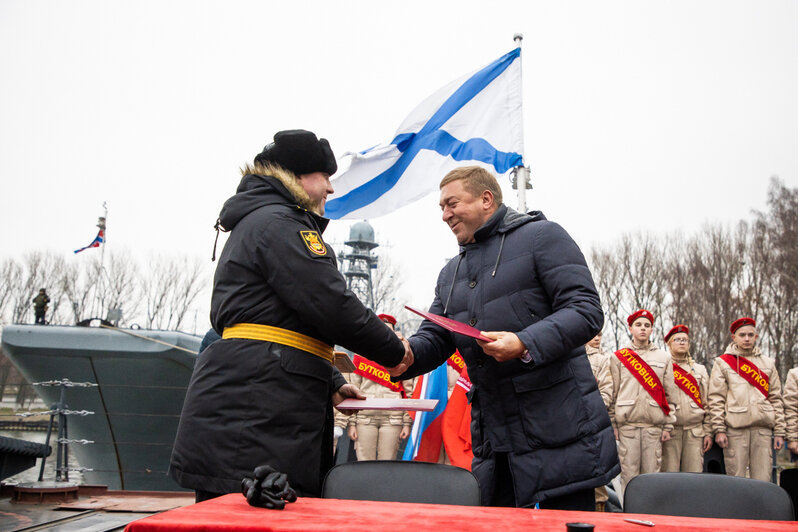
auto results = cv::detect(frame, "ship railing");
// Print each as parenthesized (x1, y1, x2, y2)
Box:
(16, 378, 98, 483)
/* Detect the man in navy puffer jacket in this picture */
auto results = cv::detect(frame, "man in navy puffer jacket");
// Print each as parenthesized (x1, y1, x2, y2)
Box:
(396, 166, 619, 510)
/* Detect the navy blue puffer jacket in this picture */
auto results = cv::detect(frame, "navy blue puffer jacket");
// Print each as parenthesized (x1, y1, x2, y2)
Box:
(401, 205, 620, 506)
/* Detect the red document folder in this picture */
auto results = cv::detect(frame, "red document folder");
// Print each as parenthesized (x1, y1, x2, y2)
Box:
(405, 306, 493, 342)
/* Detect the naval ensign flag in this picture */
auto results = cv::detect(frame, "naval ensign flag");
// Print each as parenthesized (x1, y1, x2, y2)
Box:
(326, 47, 524, 220)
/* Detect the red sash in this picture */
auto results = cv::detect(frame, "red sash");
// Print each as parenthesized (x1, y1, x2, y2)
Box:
(614, 348, 670, 415)
(672, 363, 702, 408)
(447, 350, 466, 372)
(719, 354, 769, 398)
(353, 355, 406, 398)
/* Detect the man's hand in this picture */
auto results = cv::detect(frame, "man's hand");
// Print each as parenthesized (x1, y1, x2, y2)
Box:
(476, 331, 525, 362)
(715, 432, 728, 448)
(347, 425, 358, 442)
(386, 332, 414, 377)
(774, 436, 785, 450)
(399, 425, 410, 440)
(661, 430, 671, 443)
(333, 383, 366, 415)
(788, 441, 798, 454)
(702, 435, 713, 453)
(613, 427, 618, 441)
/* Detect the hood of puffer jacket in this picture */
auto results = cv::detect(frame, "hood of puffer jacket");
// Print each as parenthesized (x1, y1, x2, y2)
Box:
(470, 205, 547, 245)
(460, 205, 546, 278)
(217, 162, 321, 232)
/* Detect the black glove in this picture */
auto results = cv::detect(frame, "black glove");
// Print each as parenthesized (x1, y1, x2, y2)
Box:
(241, 464, 297, 510)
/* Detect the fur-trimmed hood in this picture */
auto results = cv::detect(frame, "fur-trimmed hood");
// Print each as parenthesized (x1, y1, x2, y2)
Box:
(218, 162, 320, 232)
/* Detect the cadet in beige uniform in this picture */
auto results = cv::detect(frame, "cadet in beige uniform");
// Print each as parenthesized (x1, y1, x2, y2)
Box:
(708, 317, 785, 482)
(660, 325, 712, 473)
(785, 367, 798, 454)
(586, 332, 613, 511)
(586, 332, 613, 409)
(348, 314, 414, 460)
(609, 310, 678, 492)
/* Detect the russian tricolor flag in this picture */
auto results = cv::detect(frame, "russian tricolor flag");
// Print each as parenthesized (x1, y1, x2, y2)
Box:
(74, 229, 105, 254)
(402, 363, 450, 462)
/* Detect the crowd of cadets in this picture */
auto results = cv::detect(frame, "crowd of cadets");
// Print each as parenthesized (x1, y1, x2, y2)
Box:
(334, 309, 798, 510)
(333, 313, 464, 463)
(589, 310, 796, 503)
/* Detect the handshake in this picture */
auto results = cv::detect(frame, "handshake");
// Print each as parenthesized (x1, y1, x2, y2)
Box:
(386, 330, 414, 377)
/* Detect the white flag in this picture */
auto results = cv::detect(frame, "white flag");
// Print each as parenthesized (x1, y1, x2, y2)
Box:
(326, 48, 524, 220)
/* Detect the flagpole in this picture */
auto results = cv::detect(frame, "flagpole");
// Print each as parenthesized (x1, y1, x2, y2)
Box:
(91, 203, 108, 320)
(511, 33, 532, 214)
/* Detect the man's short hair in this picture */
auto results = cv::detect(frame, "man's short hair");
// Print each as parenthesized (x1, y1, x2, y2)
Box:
(439, 166, 503, 205)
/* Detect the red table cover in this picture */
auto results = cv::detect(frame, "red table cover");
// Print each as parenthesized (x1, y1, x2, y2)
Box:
(124, 494, 797, 532)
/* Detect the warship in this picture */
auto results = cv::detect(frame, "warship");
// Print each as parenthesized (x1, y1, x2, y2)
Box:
(1, 324, 200, 491)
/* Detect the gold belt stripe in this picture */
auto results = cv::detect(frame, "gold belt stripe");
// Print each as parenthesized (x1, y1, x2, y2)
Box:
(222, 323, 333, 364)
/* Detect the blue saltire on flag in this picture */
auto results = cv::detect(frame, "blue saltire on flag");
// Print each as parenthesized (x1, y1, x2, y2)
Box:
(327, 47, 525, 220)
(74, 229, 104, 254)
(402, 363, 450, 461)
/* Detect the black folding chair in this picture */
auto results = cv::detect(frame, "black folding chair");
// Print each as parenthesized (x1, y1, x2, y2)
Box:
(624, 472, 794, 521)
(322, 460, 481, 506)
(779, 468, 798, 520)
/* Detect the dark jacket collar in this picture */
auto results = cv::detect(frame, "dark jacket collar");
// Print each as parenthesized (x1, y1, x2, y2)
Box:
(469, 204, 546, 245)
(219, 173, 329, 233)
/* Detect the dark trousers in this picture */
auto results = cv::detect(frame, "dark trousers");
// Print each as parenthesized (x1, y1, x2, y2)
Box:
(489, 452, 595, 511)
(34, 310, 46, 324)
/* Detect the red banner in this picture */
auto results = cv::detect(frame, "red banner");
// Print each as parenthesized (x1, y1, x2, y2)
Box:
(442, 367, 473, 470)
(673, 363, 702, 409)
(447, 350, 465, 372)
(719, 354, 769, 398)
(353, 355, 406, 397)
(614, 348, 670, 415)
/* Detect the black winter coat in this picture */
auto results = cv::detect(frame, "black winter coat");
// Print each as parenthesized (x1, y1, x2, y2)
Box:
(400, 205, 620, 506)
(170, 165, 404, 496)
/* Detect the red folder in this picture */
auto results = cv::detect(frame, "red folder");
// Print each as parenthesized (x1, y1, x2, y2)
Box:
(405, 306, 492, 342)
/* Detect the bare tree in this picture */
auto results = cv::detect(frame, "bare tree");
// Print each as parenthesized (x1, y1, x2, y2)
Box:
(747, 177, 798, 377)
(588, 246, 627, 350)
(371, 254, 405, 318)
(60, 256, 100, 324)
(0, 258, 22, 324)
(167, 256, 208, 330)
(140, 254, 209, 330)
(96, 250, 142, 325)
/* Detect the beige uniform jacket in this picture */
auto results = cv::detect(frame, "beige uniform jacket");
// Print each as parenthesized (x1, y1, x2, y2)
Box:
(609, 342, 678, 431)
(586, 345, 613, 409)
(669, 353, 710, 437)
(347, 373, 414, 428)
(707, 343, 786, 437)
(785, 368, 798, 442)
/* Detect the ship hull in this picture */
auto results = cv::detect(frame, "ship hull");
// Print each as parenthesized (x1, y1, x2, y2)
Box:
(1, 325, 200, 491)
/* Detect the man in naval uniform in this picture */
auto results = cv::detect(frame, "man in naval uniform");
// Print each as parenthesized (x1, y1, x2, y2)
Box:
(170, 130, 412, 501)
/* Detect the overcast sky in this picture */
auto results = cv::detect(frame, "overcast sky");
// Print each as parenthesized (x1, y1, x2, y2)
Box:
(2, 0, 797, 329)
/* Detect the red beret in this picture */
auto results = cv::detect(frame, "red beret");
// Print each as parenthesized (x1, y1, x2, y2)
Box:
(730, 317, 755, 334)
(664, 324, 689, 343)
(627, 309, 654, 327)
(377, 313, 396, 325)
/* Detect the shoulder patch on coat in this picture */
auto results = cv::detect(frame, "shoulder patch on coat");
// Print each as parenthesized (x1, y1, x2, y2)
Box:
(299, 230, 327, 256)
